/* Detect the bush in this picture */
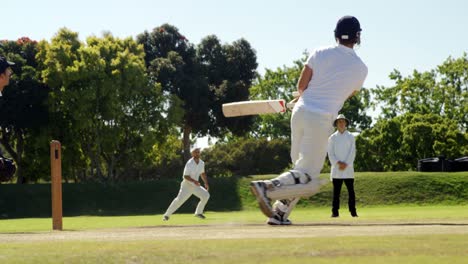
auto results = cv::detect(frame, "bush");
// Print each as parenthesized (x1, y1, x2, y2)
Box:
(203, 137, 291, 177)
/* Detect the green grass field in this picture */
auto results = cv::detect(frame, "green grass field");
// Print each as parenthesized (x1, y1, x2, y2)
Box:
(1, 205, 467, 264)
(1, 205, 467, 232)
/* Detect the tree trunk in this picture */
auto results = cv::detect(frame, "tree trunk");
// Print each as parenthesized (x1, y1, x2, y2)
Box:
(182, 124, 192, 162)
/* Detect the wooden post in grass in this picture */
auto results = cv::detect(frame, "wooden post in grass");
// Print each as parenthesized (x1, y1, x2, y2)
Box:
(50, 140, 63, 231)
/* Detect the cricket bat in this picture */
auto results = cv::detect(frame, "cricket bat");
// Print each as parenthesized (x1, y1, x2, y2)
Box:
(222, 99, 287, 117)
(222, 91, 301, 118)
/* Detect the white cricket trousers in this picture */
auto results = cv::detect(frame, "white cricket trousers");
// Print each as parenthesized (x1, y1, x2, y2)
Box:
(290, 106, 334, 178)
(164, 180, 210, 216)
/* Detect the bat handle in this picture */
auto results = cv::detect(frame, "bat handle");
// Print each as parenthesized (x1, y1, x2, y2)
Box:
(287, 97, 298, 110)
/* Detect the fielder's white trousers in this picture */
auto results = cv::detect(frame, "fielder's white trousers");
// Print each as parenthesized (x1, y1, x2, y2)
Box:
(164, 180, 210, 216)
(290, 106, 334, 178)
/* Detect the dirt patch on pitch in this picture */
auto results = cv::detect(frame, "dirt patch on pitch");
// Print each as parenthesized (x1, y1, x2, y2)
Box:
(1, 221, 468, 242)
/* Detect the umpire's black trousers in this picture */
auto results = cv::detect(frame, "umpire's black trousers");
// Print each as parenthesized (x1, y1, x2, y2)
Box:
(332, 178, 356, 214)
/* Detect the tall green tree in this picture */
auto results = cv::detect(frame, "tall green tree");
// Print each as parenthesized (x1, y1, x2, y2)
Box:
(137, 25, 258, 160)
(372, 53, 468, 129)
(0, 37, 49, 183)
(37, 29, 169, 181)
(197, 35, 257, 137)
(355, 113, 467, 171)
(137, 24, 208, 161)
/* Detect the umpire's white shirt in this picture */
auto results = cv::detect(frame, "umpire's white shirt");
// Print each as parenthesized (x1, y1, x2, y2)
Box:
(183, 158, 205, 183)
(296, 44, 368, 118)
(328, 130, 356, 179)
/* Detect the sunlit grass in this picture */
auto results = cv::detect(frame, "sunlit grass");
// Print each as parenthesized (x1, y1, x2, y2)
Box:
(0, 234, 466, 264)
(1, 204, 467, 233)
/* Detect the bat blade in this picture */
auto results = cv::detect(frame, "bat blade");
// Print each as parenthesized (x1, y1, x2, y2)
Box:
(222, 99, 286, 117)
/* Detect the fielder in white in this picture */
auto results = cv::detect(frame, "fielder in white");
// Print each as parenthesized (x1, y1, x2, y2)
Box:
(250, 15, 368, 225)
(163, 147, 210, 221)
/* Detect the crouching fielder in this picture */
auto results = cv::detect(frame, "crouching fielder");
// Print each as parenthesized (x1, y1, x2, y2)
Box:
(250, 15, 368, 225)
(163, 147, 210, 221)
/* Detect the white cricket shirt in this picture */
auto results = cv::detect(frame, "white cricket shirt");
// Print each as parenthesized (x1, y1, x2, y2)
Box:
(183, 158, 205, 181)
(296, 44, 368, 117)
(327, 130, 356, 179)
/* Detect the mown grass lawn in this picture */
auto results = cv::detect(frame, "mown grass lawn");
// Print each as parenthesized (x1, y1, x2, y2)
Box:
(0, 205, 467, 264)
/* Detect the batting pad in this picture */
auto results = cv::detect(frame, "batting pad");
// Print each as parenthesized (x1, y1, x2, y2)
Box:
(266, 179, 328, 200)
(222, 100, 286, 117)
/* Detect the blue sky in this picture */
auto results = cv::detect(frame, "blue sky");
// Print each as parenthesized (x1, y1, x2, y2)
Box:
(4, 0, 467, 90)
(4, 0, 467, 148)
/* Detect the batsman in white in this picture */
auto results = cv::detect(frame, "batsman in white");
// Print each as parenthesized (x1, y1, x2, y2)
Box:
(163, 146, 210, 221)
(250, 15, 368, 225)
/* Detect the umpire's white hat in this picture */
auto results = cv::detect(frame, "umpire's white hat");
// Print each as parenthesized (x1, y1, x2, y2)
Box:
(190, 146, 201, 153)
(333, 114, 350, 127)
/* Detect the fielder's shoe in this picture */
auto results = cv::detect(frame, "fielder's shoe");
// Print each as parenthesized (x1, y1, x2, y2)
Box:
(163, 215, 169, 221)
(350, 211, 359, 217)
(195, 214, 206, 219)
(250, 181, 273, 218)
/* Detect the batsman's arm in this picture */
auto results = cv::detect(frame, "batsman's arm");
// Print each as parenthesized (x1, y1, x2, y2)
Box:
(297, 65, 313, 95)
(347, 90, 359, 99)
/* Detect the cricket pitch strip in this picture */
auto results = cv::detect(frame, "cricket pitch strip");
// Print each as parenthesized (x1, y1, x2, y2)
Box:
(1, 221, 467, 242)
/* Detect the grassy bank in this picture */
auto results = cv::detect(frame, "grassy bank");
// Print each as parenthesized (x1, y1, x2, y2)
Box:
(240, 172, 468, 209)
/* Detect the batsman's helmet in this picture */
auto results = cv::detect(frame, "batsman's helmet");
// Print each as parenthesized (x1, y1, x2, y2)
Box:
(0, 56, 15, 74)
(334, 16, 361, 42)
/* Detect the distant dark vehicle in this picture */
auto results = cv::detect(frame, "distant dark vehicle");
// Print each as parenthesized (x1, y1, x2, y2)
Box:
(452, 157, 468, 172)
(418, 156, 468, 172)
(418, 156, 452, 172)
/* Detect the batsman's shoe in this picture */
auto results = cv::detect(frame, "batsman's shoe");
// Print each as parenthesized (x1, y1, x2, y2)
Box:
(163, 215, 169, 221)
(195, 214, 206, 219)
(267, 215, 292, 225)
(250, 181, 273, 217)
(267, 216, 281, 225)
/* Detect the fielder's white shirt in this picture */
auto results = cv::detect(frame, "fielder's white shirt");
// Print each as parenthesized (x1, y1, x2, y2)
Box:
(183, 158, 205, 182)
(296, 44, 368, 118)
(327, 130, 356, 179)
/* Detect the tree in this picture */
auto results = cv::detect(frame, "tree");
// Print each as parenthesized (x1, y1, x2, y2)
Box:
(355, 113, 467, 171)
(372, 53, 468, 130)
(138, 24, 208, 161)
(355, 117, 405, 171)
(37, 28, 169, 181)
(0, 37, 49, 183)
(198, 35, 258, 138)
(437, 54, 468, 130)
(137, 25, 258, 160)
